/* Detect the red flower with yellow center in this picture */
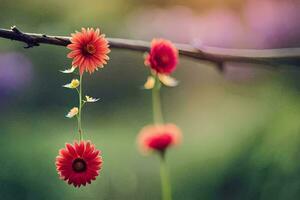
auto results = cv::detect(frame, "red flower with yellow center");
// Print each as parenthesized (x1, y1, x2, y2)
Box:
(145, 39, 179, 75)
(67, 28, 110, 75)
(137, 124, 182, 154)
(55, 140, 102, 187)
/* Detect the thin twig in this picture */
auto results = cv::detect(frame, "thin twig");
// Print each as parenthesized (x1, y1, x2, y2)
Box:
(0, 26, 299, 68)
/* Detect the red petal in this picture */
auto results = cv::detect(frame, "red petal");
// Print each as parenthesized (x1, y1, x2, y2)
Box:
(66, 143, 77, 156)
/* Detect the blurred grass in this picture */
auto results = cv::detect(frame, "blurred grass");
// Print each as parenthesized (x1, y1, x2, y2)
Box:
(1, 74, 300, 199)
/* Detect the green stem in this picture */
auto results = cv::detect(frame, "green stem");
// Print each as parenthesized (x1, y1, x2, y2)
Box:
(160, 153, 172, 200)
(152, 75, 164, 124)
(151, 74, 171, 200)
(77, 74, 83, 141)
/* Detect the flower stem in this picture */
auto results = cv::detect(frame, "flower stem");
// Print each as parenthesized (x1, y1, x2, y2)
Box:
(152, 75, 172, 200)
(160, 152, 172, 200)
(77, 74, 83, 141)
(152, 75, 164, 124)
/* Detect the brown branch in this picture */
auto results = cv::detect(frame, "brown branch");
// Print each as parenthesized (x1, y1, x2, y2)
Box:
(0, 26, 299, 68)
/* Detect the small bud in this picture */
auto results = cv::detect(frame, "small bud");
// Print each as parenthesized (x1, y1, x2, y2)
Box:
(85, 96, 99, 103)
(158, 74, 178, 87)
(60, 66, 76, 74)
(144, 76, 155, 89)
(63, 79, 80, 89)
(66, 107, 79, 118)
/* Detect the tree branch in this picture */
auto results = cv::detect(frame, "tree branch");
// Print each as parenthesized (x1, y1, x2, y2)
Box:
(0, 26, 299, 68)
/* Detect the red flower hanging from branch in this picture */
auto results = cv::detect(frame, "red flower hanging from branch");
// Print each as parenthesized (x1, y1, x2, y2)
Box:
(67, 28, 110, 75)
(143, 39, 179, 90)
(55, 27, 110, 187)
(137, 38, 182, 200)
(56, 141, 102, 187)
(145, 39, 178, 75)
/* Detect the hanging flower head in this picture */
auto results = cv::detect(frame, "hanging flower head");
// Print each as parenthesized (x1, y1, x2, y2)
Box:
(56, 141, 103, 187)
(137, 124, 182, 154)
(67, 28, 110, 75)
(145, 39, 178, 75)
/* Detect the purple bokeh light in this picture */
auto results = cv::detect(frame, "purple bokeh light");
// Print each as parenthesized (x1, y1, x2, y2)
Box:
(0, 52, 33, 99)
(127, 0, 300, 49)
(244, 0, 300, 48)
(126, 0, 300, 81)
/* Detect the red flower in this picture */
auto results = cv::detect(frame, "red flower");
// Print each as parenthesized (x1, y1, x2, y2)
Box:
(56, 141, 102, 187)
(137, 124, 182, 154)
(145, 39, 179, 75)
(67, 28, 110, 75)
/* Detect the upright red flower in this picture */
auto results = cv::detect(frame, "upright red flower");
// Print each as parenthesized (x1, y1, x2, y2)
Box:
(67, 28, 110, 75)
(137, 124, 182, 154)
(145, 39, 179, 75)
(56, 140, 102, 187)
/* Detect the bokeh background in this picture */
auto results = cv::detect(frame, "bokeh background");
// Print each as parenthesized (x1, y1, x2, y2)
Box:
(1, 0, 300, 199)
